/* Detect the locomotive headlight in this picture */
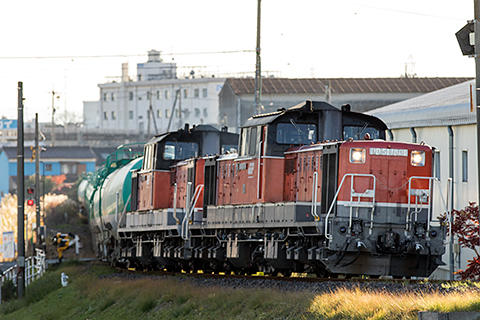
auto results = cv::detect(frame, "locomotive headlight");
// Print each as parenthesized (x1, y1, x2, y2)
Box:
(411, 151, 425, 166)
(350, 148, 365, 163)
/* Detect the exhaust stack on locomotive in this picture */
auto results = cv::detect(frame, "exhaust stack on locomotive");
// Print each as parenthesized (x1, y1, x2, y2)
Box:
(79, 100, 448, 278)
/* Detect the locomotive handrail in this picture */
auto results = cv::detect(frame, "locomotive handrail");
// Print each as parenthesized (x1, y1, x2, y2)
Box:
(257, 141, 262, 199)
(118, 194, 131, 228)
(181, 184, 204, 241)
(405, 176, 450, 238)
(406, 176, 432, 231)
(311, 172, 319, 220)
(325, 173, 376, 240)
(173, 183, 179, 224)
(181, 182, 193, 241)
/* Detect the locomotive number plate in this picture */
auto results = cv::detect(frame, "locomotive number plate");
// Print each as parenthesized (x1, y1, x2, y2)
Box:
(369, 148, 408, 157)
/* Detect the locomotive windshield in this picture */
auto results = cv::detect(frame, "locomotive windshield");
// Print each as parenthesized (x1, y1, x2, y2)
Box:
(343, 125, 381, 140)
(276, 122, 317, 145)
(222, 144, 237, 154)
(163, 141, 199, 160)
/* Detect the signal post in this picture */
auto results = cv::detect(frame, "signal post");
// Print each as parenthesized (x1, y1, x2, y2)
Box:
(17, 82, 25, 299)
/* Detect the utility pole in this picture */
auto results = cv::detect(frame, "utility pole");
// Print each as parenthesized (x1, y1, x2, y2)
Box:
(167, 89, 180, 132)
(254, 0, 262, 115)
(178, 86, 182, 129)
(34, 113, 41, 255)
(475, 0, 480, 256)
(50, 89, 57, 146)
(17, 82, 25, 299)
(455, 0, 480, 280)
(146, 90, 159, 138)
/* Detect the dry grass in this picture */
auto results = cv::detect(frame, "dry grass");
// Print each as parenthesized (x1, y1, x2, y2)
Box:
(309, 288, 480, 319)
(0, 193, 69, 259)
(3, 262, 480, 319)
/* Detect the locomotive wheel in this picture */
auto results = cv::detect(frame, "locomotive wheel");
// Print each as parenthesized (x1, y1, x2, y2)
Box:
(279, 269, 292, 277)
(314, 269, 330, 278)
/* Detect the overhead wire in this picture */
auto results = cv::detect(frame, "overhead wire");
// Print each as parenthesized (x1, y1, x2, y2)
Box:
(0, 50, 254, 60)
(322, 0, 468, 21)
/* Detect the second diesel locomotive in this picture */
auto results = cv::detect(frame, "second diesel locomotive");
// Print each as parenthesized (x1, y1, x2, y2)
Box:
(80, 100, 448, 278)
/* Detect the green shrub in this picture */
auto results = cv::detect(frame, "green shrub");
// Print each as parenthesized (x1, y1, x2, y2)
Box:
(1, 279, 16, 302)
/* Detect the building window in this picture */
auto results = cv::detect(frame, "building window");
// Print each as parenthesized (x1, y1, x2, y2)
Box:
(61, 163, 77, 175)
(129, 110, 133, 119)
(183, 89, 188, 98)
(129, 92, 133, 101)
(147, 91, 150, 100)
(194, 88, 199, 98)
(166, 109, 170, 118)
(103, 112, 108, 120)
(157, 109, 162, 118)
(195, 108, 200, 117)
(165, 90, 170, 99)
(175, 109, 181, 118)
(103, 93, 107, 101)
(203, 108, 208, 117)
(434, 150, 440, 180)
(203, 88, 208, 98)
(157, 90, 161, 99)
(111, 93, 115, 101)
(462, 150, 468, 182)
(45, 164, 52, 171)
(111, 111, 116, 120)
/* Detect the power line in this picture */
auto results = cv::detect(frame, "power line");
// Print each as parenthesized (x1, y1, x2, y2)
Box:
(325, 0, 467, 21)
(0, 50, 255, 60)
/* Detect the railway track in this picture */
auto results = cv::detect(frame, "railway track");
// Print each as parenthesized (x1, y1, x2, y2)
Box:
(102, 261, 472, 294)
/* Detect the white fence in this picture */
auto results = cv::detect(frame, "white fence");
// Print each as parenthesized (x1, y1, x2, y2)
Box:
(1, 249, 47, 301)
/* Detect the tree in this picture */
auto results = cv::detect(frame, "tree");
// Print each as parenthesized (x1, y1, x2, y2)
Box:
(449, 202, 480, 280)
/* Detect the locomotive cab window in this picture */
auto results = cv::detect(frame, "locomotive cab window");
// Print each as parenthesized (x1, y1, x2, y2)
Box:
(276, 122, 316, 145)
(222, 144, 237, 154)
(343, 126, 381, 140)
(142, 144, 155, 171)
(239, 126, 258, 157)
(163, 141, 199, 160)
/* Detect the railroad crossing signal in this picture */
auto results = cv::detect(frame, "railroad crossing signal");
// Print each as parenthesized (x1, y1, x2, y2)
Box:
(456, 21, 475, 56)
(27, 187, 35, 205)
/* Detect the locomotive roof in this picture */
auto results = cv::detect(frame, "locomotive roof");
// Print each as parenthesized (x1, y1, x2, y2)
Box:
(145, 124, 221, 145)
(241, 100, 346, 127)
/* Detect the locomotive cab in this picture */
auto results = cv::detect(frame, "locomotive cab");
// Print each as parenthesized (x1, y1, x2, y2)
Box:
(132, 124, 238, 212)
(216, 100, 388, 206)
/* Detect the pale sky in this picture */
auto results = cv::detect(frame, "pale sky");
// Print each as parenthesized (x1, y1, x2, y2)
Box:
(0, 0, 475, 124)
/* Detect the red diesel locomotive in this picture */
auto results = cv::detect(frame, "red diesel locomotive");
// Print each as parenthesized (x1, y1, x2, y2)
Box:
(86, 100, 447, 278)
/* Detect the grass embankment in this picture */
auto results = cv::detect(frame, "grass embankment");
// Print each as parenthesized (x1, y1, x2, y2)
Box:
(1, 261, 480, 320)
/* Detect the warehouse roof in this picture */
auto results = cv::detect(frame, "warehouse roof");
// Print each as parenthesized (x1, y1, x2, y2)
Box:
(368, 80, 475, 129)
(1, 146, 96, 160)
(226, 77, 472, 95)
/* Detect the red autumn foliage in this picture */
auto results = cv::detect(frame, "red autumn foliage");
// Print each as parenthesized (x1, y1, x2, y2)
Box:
(49, 174, 67, 186)
(449, 202, 480, 280)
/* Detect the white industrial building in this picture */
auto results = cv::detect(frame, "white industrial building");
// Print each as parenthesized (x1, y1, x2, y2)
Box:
(369, 79, 477, 279)
(83, 50, 226, 135)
